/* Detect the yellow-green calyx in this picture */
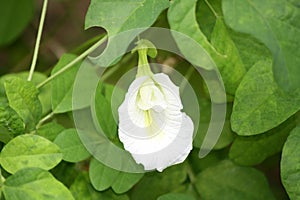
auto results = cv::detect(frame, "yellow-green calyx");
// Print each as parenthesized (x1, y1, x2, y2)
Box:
(132, 39, 157, 78)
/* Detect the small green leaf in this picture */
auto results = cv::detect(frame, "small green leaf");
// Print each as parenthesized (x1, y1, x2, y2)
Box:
(85, 0, 169, 35)
(0, 0, 34, 46)
(223, 0, 300, 92)
(112, 172, 144, 194)
(230, 117, 296, 166)
(2, 168, 74, 200)
(89, 158, 119, 191)
(93, 83, 117, 141)
(231, 59, 300, 135)
(89, 157, 143, 193)
(0, 103, 25, 143)
(281, 126, 300, 199)
(157, 193, 196, 200)
(0, 134, 62, 174)
(51, 54, 81, 113)
(0, 72, 52, 115)
(70, 172, 129, 200)
(36, 122, 65, 141)
(4, 76, 42, 131)
(17, 72, 52, 115)
(54, 129, 90, 162)
(195, 160, 275, 200)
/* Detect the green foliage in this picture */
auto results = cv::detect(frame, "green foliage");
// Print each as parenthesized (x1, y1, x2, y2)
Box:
(168, 0, 246, 95)
(2, 168, 74, 200)
(231, 59, 300, 135)
(85, 0, 169, 35)
(0, 135, 62, 174)
(51, 54, 82, 113)
(36, 122, 65, 141)
(0, 0, 299, 199)
(281, 126, 300, 199)
(195, 160, 275, 200)
(4, 76, 42, 131)
(131, 163, 188, 200)
(70, 172, 129, 200)
(93, 83, 117, 140)
(0, 102, 25, 143)
(89, 158, 144, 194)
(158, 193, 196, 200)
(223, 0, 300, 92)
(54, 129, 90, 162)
(229, 117, 296, 166)
(0, 0, 34, 46)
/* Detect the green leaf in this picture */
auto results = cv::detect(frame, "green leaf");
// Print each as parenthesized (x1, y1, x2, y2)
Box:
(36, 122, 65, 141)
(196, 0, 222, 40)
(131, 163, 188, 200)
(223, 0, 300, 92)
(0, 72, 52, 115)
(281, 126, 300, 199)
(4, 76, 42, 131)
(111, 172, 144, 194)
(157, 193, 196, 200)
(195, 160, 275, 200)
(211, 18, 246, 94)
(71, 172, 129, 200)
(229, 31, 272, 71)
(89, 158, 120, 191)
(17, 72, 52, 115)
(51, 54, 81, 113)
(92, 83, 117, 141)
(54, 129, 90, 162)
(50, 162, 78, 188)
(2, 168, 74, 200)
(0, 103, 25, 143)
(0, 134, 62, 174)
(168, 0, 219, 70)
(89, 157, 143, 193)
(85, 0, 169, 35)
(193, 101, 234, 149)
(230, 117, 296, 166)
(168, 0, 246, 95)
(231, 59, 300, 135)
(0, 0, 34, 46)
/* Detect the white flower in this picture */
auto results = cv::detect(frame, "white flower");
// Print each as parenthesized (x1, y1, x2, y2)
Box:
(118, 73, 194, 172)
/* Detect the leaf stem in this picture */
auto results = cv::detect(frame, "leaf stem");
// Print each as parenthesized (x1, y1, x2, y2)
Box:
(28, 0, 48, 81)
(37, 35, 108, 89)
(204, 0, 219, 18)
(36, 111, 54, 129)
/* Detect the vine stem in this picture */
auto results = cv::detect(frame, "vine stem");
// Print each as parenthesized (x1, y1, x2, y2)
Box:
(28, 0, 48, 81)
(37, 35, 108, 89)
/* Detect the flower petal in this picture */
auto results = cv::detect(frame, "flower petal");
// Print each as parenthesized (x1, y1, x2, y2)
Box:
(118, 73, 194, 171)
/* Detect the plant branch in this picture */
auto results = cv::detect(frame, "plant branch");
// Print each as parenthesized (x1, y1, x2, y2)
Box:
(28, 0, 48, 81)
(37, 35, 108, 89)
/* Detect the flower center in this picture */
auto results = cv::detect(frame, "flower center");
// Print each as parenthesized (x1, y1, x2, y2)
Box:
(136, 79, 167, 113)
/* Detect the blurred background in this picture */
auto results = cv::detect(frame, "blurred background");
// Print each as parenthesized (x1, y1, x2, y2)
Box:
(0, 0, 102, 76)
